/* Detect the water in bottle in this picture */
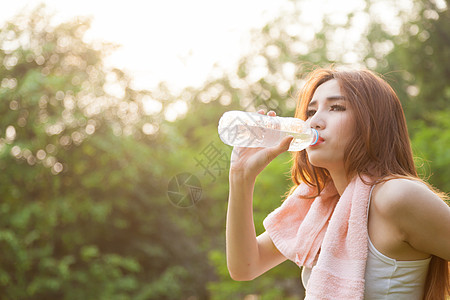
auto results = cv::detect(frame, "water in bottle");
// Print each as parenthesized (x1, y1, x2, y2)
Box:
(218, 111, 318, 151)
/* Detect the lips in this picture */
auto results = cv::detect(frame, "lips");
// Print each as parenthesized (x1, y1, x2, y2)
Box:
(310, 136, 325, 147)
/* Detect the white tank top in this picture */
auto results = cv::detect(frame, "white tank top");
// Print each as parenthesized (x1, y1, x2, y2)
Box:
(363, 184, 431, 299)
(363, 236, 431, 299)
(301, 185, 431, 299)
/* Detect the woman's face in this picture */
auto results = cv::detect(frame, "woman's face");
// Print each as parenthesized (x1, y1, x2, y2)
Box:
(305, 79, 356, 172)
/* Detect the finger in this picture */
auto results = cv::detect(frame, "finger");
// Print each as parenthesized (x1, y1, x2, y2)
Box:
(257, 109, 265, 115)
(266, 135, 294, 161)
(267, 110, 276, 117)
(279, 135, 294, 151)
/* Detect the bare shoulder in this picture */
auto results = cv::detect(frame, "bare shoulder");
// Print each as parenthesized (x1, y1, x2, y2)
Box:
(372, 177, 450, 259)
(372, 177, 444, 216)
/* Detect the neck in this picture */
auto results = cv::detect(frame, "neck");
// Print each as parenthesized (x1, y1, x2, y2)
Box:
(329, 169, 350, 196)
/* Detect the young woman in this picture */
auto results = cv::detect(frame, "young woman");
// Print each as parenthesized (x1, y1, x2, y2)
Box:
(226, 68, 450, 299)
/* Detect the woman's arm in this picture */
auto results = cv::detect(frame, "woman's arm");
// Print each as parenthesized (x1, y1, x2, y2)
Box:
(226, 173, 287, 280)
(225, 110, 292, 281)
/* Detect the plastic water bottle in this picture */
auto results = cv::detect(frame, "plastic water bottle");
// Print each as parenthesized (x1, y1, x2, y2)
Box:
(218, 111, 318, 151)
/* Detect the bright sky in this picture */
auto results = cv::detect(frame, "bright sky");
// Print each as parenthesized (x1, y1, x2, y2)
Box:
(0, 0, 292, 92)
(1, 0, 429, 94)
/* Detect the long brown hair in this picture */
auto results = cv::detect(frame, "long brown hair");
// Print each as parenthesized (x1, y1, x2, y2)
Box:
(290, 68, 449, 299)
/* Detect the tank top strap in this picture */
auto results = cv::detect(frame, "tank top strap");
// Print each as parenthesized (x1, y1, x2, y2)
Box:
(367, 183, 377, 219)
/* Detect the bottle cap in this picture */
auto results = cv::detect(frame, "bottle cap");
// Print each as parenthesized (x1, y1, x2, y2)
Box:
(310, 129, 319, 145)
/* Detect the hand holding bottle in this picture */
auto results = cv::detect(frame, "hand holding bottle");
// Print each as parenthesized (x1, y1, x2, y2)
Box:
(218, 110, 318, 150)
(228, 110, 294, 180)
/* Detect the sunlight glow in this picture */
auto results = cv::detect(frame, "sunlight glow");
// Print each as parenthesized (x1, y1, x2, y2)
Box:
(0, 0, 423, 125)
(6, 125, 16, 141)
(36, 149, 46, 160)
(165, 100, 188, 122)
(1, 0, 415, 95)
(1, 0, 289, 92)
(141, 95, 163, 116)
(142, 123, 159, 135)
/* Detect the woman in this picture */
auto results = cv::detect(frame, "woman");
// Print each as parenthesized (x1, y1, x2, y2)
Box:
(226, 68, 450, 299)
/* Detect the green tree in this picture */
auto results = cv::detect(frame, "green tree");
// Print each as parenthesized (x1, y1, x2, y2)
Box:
(0, 6, 212, 299)
(364, 0, 450, 192)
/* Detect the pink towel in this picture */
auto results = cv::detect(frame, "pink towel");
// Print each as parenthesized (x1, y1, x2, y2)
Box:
(263, 175, 372, 299)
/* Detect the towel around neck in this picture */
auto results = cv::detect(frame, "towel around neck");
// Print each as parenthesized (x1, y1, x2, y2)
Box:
(263, 175, 372, 299)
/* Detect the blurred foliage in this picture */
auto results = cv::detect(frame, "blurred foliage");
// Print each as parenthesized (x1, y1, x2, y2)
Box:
(0, 0, 449, 299)
(0, 5, 212, 300)
(368, 0, 450, 192)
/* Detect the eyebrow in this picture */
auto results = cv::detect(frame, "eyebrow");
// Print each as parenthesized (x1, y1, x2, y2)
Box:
(308, 96, 346, 107)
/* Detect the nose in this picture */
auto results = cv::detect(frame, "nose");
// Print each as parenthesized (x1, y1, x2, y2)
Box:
(308, 110, 325, 130)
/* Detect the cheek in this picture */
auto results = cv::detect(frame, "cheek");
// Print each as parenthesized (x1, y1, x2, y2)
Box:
(345, 116, 357, 138)
(336, 116, 356, 147)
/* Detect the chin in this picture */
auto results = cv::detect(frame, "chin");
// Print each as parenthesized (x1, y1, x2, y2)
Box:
(307, 153, 339, 170)
(307, 156, 327, 168)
